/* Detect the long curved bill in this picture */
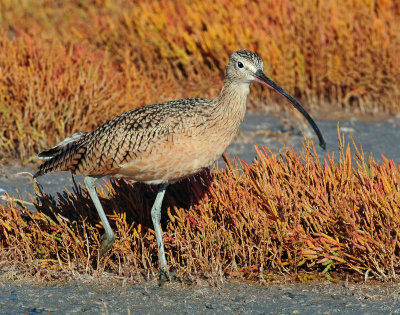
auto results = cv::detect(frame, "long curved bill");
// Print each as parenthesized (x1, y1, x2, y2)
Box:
(253, 69, 326, 150)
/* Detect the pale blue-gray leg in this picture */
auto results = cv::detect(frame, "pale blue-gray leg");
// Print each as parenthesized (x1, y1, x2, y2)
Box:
(84, 175, 115, 257)
(151, 183, 169, 271)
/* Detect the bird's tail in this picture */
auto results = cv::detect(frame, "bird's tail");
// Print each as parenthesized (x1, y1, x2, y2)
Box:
(34, 132, 87, 178)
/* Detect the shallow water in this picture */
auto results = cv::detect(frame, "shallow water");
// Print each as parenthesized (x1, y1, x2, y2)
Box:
(231, 113, 400, 164)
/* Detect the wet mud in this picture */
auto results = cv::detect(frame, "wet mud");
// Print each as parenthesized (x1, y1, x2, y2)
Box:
(1, 280, 400, 314)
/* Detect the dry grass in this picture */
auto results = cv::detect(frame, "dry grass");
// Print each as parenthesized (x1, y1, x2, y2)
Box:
(0, 0, 400, 162)
(1, 136, 399, 283)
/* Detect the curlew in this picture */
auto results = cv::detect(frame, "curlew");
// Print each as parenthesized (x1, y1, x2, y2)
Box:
(34, 50, 326, 276)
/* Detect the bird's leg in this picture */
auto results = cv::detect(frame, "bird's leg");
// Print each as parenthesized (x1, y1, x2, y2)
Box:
(84, 175, 115, 257)
(151, 184, 192, 286)
(151, 183, 168, 272)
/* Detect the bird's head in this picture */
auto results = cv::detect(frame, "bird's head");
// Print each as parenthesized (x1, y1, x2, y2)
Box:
(226, 50, 264, 84)
(226, 50, 326, 150)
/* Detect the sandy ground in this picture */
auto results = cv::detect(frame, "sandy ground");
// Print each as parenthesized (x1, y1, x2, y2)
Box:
(2, 113, 400, 314)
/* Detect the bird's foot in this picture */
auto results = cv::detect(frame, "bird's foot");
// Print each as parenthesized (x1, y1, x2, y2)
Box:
(158, 269, 193, 286)
(99, 233, 115, 257)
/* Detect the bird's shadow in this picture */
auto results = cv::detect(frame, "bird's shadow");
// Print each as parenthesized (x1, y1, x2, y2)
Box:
(33, 169, 214, 233)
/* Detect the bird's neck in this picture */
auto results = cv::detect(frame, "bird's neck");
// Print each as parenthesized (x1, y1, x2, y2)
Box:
(213, 79, 250, 125)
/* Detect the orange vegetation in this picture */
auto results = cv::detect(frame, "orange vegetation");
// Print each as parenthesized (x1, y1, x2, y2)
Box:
(1, 138, 399, 282)
(0, 0, 399, 162)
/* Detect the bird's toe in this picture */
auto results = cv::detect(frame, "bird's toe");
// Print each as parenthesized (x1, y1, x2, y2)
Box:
(99, 233, 116, 257)
(158, 269, 193, 286)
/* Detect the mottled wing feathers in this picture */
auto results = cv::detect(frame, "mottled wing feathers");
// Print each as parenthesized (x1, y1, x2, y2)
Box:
(37, 132, 87, 160)
(34, 134, 88, 178)
(34, 98, 209, 178)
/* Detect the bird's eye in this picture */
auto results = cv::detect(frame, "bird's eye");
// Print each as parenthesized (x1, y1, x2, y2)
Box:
(237, 61, 244, 68)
